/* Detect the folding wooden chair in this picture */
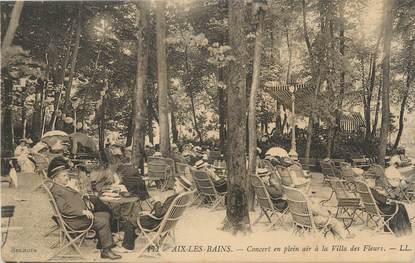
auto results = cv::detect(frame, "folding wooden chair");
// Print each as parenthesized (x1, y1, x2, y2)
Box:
(42, 181, 94, 260)
(354, 180, 399, 234)
(327, 178, 363, 229)
(191, 170, 226, 209)
(136, 190, 195, 257)
(319, 160, 341, 184)
(282, 185, 332, 237)
(1, 205, 21, 248)
(144, 157, 175, 191)
(251, 175, 288, 230)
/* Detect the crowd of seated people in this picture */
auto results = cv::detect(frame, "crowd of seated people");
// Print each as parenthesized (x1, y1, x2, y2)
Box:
(258, 156, 354, 239)
(39, 138, 414, 260)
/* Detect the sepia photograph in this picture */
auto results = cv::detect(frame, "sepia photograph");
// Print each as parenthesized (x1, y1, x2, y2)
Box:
(1, 0, 414, 262)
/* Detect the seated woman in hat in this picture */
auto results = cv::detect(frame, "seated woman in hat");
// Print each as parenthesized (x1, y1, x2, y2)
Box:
(365, 177, 412, 236)
(47, 156, 122, 259)
(194, 159, 227, 193)
(257, 168, 288, 211)
(14, 138, 35, 174)
(117, 176, 192, 252)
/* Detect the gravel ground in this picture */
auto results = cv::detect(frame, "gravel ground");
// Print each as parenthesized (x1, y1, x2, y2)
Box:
(1, 172, 414, 262)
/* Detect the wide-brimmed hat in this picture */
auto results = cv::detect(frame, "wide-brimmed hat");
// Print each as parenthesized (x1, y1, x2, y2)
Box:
(153, 152, 162, 157)
(47, 156, 70, 178)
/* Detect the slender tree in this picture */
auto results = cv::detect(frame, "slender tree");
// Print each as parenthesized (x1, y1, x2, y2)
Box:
(248, 1, 265, 180)
(155, 0, 170, 156)
(378, 0, 395, 165)
(132, 1, 150, 174)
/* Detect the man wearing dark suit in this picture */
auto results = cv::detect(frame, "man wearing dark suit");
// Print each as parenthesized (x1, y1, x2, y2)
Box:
(47, 157, 121, 260)
(119, 176, 192, 251)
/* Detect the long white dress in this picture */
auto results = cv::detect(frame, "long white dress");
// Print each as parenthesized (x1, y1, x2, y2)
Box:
(14, 145, 35, 173)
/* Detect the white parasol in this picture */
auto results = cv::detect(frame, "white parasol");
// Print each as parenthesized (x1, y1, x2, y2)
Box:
(265, 147, 289, 158)
(42, 130, 69, 139)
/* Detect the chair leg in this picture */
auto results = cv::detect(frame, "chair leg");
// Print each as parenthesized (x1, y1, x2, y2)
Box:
(44, 225, 59, 237)
(211, 195, 225, 210)
(253, 209, 265, 225)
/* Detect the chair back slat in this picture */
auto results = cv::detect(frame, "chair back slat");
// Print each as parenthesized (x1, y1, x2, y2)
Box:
(282, 185, 316, 230)
(354, 180, 381, 216)
(191, 170, 217, 196)
(158, 191, 194, 235)
(251, 175, 274, 211)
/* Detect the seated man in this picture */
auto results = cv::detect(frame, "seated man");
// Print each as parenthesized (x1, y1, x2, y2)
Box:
(118, 176, 192, 252)
(195, 159, 227, 193)
(257, 168, 288, 211)
(47, 157, 122, 260)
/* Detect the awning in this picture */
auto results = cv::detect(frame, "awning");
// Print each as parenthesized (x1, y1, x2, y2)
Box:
(263, 82, 316, 109)
(340, 112, 365, 132)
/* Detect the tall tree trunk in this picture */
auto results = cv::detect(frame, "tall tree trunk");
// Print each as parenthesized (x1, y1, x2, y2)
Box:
(248, 7, 265, 211)
(1, 1, 24, 51)
(97, 83, 108, 164)
(302, 0, 320, 160)
(393, 70, 411, 149)
(183, 40, 203, 143)
(371, 80, 382, 139)
(132, 1, 149, 174)
(147, 84, 154, 145)
(126, 98, 135, 147)
(31, 79, 44, 142)
(218, 68, 226, 152)
(223, 0, 250, 234)
(49, 24, 74, 130)
(248, 8, 264, 182)
(378, 0, 394, 165)
(155, 0, 170, 157)
(285, 24, 292, 84)
(1, 78, 15, 157)
(63, 5, 81, 118)
(333, 5, 345, 155)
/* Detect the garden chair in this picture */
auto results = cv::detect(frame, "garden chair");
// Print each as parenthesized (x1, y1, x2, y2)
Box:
(2, 205, 21, 248)
(175, 162, 195, 189)
(282, 185, 332, 237)
(136, 190, 195, 257)
(191, 169, 226, 209)
(42, 181, 94, 260)
(144, 157, 175, 191)
(327, 178, 363, 229)
(275, 165, 309, 192)
(319, 159, 341, 184)
(251, 175, 288, 230)
(354, 180, 398, 234)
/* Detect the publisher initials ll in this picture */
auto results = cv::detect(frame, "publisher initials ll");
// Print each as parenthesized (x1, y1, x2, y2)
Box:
(400, 245, 411, 251)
